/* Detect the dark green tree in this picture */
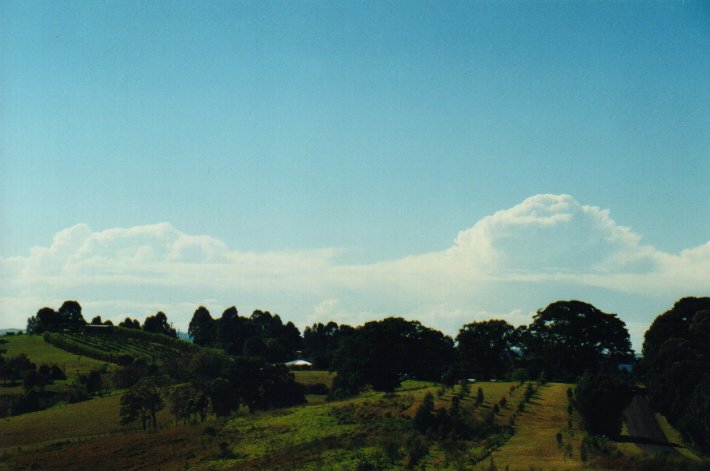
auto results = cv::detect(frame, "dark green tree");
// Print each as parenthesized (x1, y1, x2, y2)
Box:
(188, 306, 216, 346)
(574, 371, 632, 436)
(208, 377, 240, 417)
(119, 317, 141, 329)
(143, 311, 176, 338)
(119, 376, 166, 430)
(58, 300, 86, 331)
(218, 306, 253, 355)
(641, 297, 710, 452)
(303, 321, 350, 369)
(330, 317, 454, 394)
(413, 392, 436, 433)
(523, 300, 633, 381)
(26, 307, 60, 334)
(456, 319, 515, 380)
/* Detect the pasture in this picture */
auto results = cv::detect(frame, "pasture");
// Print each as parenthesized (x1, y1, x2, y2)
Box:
(2, 335, 108, 377)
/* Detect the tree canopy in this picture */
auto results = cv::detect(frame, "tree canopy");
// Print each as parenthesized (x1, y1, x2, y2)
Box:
(26, 301, 87, 334)
(456, 319, 516, 380)
(329, 317, 454, 395)
(187, 306, 302, 362)
(188, 306, 215, 346)
(641, 297, 710, 453)
(523, 300, 633, 381)
(143, 312, 177, 338)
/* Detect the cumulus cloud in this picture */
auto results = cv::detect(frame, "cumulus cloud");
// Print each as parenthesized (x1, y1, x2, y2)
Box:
(448, 194, 658, 274)
(1, 194, 708, 349)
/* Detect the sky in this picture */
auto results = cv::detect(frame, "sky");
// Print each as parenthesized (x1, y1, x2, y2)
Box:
(1, 1, 709, 350)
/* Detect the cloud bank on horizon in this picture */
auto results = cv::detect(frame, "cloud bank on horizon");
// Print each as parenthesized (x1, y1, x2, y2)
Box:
(2, 194, 708, 349)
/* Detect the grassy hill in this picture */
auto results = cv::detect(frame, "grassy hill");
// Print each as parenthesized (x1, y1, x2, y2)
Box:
(2, 377, 708, 470)
(2, 333, 707, 470)
(0, 380, 545, 470)
(491, 383, 584, 470)
(43, 326, 195, 365)
(2, 334, 107, 377)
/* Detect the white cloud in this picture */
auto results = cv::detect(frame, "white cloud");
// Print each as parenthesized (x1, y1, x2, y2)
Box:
(448, 194, 658, 274)
(1, 194, 708, 350)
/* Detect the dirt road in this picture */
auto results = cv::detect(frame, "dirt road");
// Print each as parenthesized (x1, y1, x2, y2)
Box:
(622, 394, 682, 457)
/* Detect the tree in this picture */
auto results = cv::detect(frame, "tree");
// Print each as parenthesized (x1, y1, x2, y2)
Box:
(26, 307, 60, 334)
(303, 322, 357, 370)
(641, 297, 710, 452)
(119, 317, 141, 329)
(456, 320, 515, 380)
(76, 368, 106, 396)
(119, 376, 166, 430)
(217, 306, 253, 355)
(476, 387, 484, 406)
(523, 300, 633, 381)
(91, 316, 103, 325)
(207, 377, 239, 417)
(414, 392, 436, 433)
(228, 357, 305, 412)
(329, 318, 454, 395)
(169, 384, 209, 424)
(58, 300, 86, 331)
(22, 368, 47, 391)
(143, 311, 176, 338)
(574, 371, 632, 436)
(27, 302, 86, 334)
(188, 306, 216, 346)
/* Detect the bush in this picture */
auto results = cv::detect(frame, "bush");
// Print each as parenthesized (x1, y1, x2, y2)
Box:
(574, 371, 632, 436)
(303, 382, 329, 395)
(405, 433, 429, 469)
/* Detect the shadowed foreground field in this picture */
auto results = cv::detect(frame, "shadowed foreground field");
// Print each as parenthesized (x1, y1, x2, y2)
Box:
(1, 376, 705, 470)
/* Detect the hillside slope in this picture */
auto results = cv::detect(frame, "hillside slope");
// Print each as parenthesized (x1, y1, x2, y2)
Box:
(491, 383, 584, 470)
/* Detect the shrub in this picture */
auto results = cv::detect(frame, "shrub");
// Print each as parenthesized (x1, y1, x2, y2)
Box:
(405, 433, 429, 469)
(304, 382, 329, 395)
(574, 371, 632, 436)
(476, 387, 484, 406)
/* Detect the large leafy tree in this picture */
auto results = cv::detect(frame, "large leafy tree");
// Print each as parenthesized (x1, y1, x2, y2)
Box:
(523, 300, 633, 381)
(574, 371, 632, 436)
(26, 307, 59, 334)
(330, 317, 454, 394)
(456, 319, 515, 380)
(303, 321, 354, 369)
(641, 297, 710, 453)
(26, 301, 86, 334)
(58, 301, 86, 330)
(119, 376, 167, 430)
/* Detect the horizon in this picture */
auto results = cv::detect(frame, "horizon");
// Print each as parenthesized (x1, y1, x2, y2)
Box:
(2, 2, 709, 352)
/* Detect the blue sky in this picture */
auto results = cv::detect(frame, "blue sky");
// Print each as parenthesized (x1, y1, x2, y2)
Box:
(2, 1, 709, 348)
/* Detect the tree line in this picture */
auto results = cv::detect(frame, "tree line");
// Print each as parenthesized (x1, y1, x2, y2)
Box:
(26, 301, 177, 338)
(640, 297, 710, 453)
(20, 296, 708, 451)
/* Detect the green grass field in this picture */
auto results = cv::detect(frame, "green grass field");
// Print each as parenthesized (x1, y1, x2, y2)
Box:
(491, 383, 584, 470)
(0, 393, 127, 451)
(292, 369, 335, 388)
(2, 364, 705, 470)
(1, 335, 108, 377)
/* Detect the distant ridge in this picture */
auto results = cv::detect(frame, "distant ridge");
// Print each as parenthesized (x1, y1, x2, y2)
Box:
(0, 328, 22, 335)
